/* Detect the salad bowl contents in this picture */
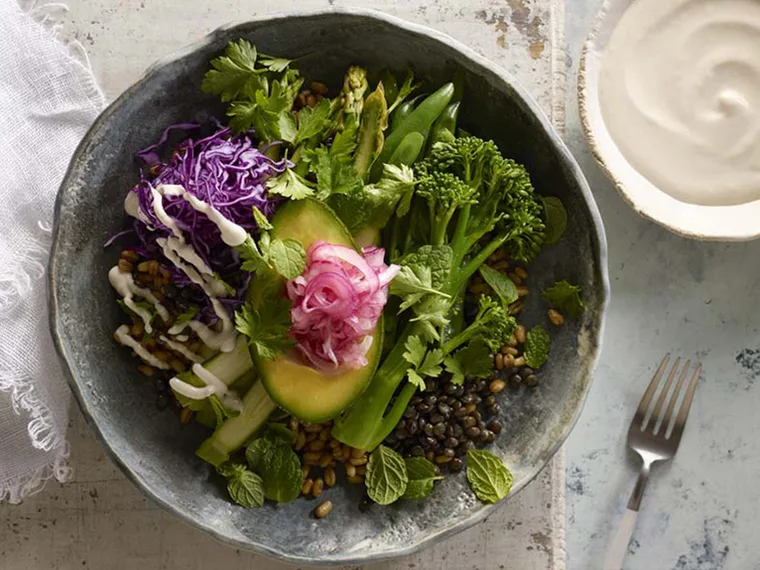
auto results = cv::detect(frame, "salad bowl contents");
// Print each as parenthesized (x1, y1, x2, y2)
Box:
(50, 10, 607, 564)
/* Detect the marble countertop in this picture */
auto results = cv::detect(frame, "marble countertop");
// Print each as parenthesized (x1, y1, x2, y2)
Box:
(564, 2, 760, 569)
(3, 0, 759, 569)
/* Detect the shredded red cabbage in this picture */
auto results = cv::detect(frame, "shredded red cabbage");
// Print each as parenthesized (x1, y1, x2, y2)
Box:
(122, 123, 288, 317)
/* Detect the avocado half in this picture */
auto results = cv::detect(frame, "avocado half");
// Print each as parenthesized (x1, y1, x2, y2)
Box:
(248, 199, 382, 423)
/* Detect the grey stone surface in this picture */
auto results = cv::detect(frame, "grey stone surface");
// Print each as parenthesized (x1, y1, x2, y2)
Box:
(564, 1, 760, 569)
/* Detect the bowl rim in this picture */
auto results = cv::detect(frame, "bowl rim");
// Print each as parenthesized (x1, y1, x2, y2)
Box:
(578, 0, 760, 242)
(49, 6, 610, 565)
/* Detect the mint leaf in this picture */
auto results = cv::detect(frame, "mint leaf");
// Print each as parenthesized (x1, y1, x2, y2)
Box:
(221, 463, 265, 508)
(366, 445, 408, 505)
(402, 457, 442, 500)
(252, 206, 273, 231)
(245, 435, 301, 504)
(524, 325, 551, 369)
(266, 164, 315, 200)
(466, 449, 513, 504)
(541, 196, 568, 245)
(268, 238, 306, 279)
(235, 299, 294, 360)
(478, 266, 518, 307)
(261, 443, 302, 503)
(542, 280, 585, 318)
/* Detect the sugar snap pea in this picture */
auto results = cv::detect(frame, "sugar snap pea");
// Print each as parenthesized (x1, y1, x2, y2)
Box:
(388, 132, 425, 166)
(370, 82, 454, 181)
(390, 100, 415, 133)
(426, 101, 461, 154)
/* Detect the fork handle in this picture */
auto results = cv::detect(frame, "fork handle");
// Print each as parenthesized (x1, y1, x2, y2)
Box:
(603, 509, 638, 570)
(603, 462, 651, 570)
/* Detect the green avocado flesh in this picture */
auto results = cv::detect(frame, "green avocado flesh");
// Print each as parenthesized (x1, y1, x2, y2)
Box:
(249, 199, 382, 423)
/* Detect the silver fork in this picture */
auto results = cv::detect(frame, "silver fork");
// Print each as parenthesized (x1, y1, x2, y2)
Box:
(603, 355, 702, 570)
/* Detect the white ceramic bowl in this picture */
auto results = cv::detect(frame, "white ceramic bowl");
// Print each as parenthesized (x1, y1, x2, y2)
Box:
(579, 0, 760, 241)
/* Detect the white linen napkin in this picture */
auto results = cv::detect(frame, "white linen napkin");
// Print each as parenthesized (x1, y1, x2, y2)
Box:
(0, 0, 103, 503)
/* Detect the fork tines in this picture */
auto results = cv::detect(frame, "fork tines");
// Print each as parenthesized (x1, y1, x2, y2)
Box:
(632, 354, 702, 440)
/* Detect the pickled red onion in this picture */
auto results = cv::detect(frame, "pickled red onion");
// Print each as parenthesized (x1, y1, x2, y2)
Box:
(286, 241, 399, 373)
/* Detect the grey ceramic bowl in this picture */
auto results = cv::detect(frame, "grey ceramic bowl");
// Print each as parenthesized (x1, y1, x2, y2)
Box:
(49, 7, 608, 565)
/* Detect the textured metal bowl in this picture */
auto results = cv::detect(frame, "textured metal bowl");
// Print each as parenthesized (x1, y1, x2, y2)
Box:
(49, 7, 608, 565)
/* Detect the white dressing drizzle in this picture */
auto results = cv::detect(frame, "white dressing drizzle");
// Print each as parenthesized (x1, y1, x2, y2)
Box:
(161, 185, 248, 247)
(143, 184, 244, 353)
(159, 335, 204, 363)
(168, 363, 243, 413)
(108, 266, 169, 333)
(114, 325, 170, 369)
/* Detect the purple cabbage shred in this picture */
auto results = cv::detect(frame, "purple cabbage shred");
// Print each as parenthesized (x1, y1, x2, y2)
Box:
(114, 122, 287, 317)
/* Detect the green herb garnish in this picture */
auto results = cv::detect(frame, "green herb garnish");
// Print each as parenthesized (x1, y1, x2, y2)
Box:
(366, 445, 408, 505)
(466, 449, 513, 504)
(402, 457, 442, 500)
(524, 325, 551, 369)
(478, 265, 519, 307)
(245, 435, 301, 503)
(217, 463, 265, 508)
(541, 196, 568, 245)
(542, 280, 585, 318)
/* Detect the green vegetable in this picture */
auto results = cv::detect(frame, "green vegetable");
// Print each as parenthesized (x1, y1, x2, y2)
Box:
(218, 463, 265, 508)
(369, 83, 455, 181)
(294, 99, 332, 146)
(334, 135, 543, 451)
(542, 280, 585, 318)
(266, 162, 315, 200)
(466, 449, 513, 504)
(379, 69, 399, 108)
(202, 40, 302, 142)
(386, 70, 419, 115)
(196, 380, 278, 467)
(426, 101, 460, 153)
(365, 445, 408, 505)
(235, 292, 294, 361)
(541, 196, 568, 245)
(402, 457, 442, 500)
(443, 338, 493, 386)
(388, 132, 425, 166)
(354, 83, 388, 178)
(264, 423, 298, 446)
(390, 100, 415, 132)
(334, 66, 369, 126)
(245, 435, 302, 503)
(478, 265, 519, 308)
(402, 335, 444, 390)
(171, 335, 252, 412)
(524, 325, 551, 369)
(328, 164, 415, 238)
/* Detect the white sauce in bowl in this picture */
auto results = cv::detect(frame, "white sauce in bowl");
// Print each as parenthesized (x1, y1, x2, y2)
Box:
(599, 0, 760, 206)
